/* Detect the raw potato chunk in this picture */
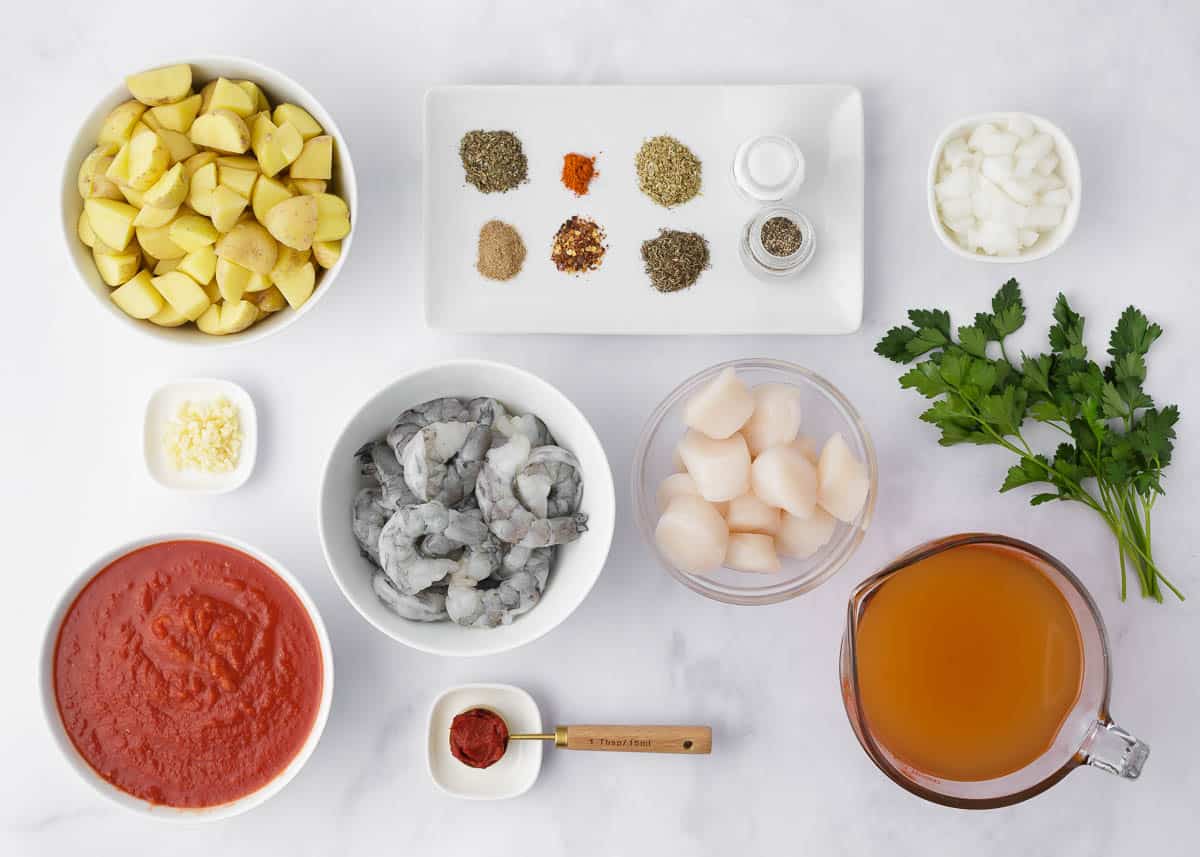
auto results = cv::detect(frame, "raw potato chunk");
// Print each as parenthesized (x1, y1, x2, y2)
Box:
(237, 80, 271, 112)
(751, 445, 818, 518)
(126, 64, 193, 106)
(776, 507, 837, 560)
(724, 493, 780, 536)
(151, 271, 210, 320)
(218, 164, 258, 197)
(84, 199, 137, 250)
(289, 178, 326, 195)
(195, 304, 224, 334)
(264, 194, 318, 250)
(215, 220, 278, 274)
(684, 367, 755, 439)
(77, 145, 122, 200)
(110, 270, 163, 319)
(312, 239, 341, 269)
(273, 261, 315, 308)
(154, 258, 181, 274)
(177, 246, 217, 285)
(273, 103, 323, 140)
(94, 248, 141, 286)
(655, 495, 729, 575)
(289, 135, 333, 180)
(251, 175, 292, 222)
(169, 214, 219, 252)
(189, 109, 251, 154)
(253, 285, 287, 313)
(136, 223, 186, 260)
(157, 128, 198, 163)
(149, 93, 202, 133)
(208, 78, 256, 117)
(98, 100, 147, 146)
(724, 533, 781, 574)
(676, 429, 751, 502)
(148, 302, 188, 327)
(187, 162, 218, 214)
(252, 114, 304, 177)
(314, 193, 351, 241)
(216, 257, 252, 301)
(77, 211, 97, 247)
(742, 384, 803, 457)
(182, 151, 217, 177)
(656, 472, 700, 512)
(271, 245, 310, 277)
(817, 432, 870, 522)
(143, 163, 188, 209)
(126, 123, 169, 190)
(132, 203, 178, 228)
(210, 184, 249, 232)
(220, 299, 258, 333)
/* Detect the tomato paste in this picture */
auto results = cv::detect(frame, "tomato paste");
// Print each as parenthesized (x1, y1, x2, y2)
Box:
(53, 540, 323, 807)
(449, 708, 509, 769)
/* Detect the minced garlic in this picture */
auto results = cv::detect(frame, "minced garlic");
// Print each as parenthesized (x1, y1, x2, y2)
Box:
(164, 396, 242, 473)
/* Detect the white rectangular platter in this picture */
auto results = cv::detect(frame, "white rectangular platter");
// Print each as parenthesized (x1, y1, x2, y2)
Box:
(424, 85, 863, 334)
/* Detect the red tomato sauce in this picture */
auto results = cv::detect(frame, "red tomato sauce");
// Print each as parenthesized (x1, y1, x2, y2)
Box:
(53, 540, 324, 808)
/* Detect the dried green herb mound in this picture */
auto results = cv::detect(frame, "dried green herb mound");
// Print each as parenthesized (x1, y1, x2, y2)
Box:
(876, 279, 1182, 602)
(635, 135, 702, 208)
(641, 229, 710, 293)
(459, 130, 528, 193)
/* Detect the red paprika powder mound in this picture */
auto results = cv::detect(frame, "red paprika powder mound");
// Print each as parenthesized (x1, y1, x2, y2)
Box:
(561, 152, 597, 196)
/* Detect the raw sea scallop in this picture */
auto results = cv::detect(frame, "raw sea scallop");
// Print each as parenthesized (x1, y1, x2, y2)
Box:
(724, 493, 781, 536)
(684, 367, 754, 440)
(724, 533, 781, 574)
(816, 432, 869, 522)
(776, 507, 837, 559)
(750, 445, 818, 518)
(655, 495, 729, 575)
(741, 384, 803, 456)
(676, 430, 751, 503)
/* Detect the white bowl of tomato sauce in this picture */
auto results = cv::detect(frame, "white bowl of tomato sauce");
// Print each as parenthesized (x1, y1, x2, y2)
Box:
(39, 533, 334, 821)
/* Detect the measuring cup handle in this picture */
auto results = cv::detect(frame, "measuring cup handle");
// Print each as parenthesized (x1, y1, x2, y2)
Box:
(560, 725, 712, 755)
(1081, 719, 1149, 779)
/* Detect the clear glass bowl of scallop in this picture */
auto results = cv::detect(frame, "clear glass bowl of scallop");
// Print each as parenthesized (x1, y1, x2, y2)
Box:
(633, 359, 877, 605)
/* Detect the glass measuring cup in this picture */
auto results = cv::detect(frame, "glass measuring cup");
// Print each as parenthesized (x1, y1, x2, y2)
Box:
(840, 533, 1148, 809)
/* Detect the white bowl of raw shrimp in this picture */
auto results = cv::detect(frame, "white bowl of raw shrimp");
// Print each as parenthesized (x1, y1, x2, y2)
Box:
(318, 359, 616, 657)
(633, 358, 877, 605)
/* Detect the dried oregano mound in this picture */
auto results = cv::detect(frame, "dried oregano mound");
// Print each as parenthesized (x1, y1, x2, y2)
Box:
(635, 135, 702, 208)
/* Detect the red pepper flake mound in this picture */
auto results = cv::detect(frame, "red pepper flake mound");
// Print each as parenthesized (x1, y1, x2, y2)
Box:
(450, 708, 510, 769)
(561, 152, 597, 196)
(551, 215, 607, 274)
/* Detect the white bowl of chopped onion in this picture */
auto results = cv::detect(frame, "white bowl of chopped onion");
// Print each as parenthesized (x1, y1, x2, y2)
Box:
(928, 112, 1081, 262)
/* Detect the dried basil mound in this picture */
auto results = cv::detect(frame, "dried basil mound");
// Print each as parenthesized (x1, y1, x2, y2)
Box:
(459, 130, 528, 193)
(641, 229, 710, 293)
(635, 135, 702, 208)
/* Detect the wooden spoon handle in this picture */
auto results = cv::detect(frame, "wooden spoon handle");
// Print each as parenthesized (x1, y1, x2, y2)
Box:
(559, 725, 712, 754)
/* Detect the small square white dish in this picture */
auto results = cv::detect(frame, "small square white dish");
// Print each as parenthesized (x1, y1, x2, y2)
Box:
(427, 683, 543, 800)
(143, 378, 257, 493)
(424, 84, 864, 334)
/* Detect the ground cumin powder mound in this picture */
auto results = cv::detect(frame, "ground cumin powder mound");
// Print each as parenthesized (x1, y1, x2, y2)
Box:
(476, 220, 527, 281)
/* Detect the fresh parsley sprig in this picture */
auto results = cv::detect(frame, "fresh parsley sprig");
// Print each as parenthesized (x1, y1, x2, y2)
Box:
(876, 279, 1181, 602)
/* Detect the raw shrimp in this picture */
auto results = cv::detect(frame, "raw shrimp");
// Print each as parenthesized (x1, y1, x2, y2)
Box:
(400, 421, 486, 506)
(386, 397, 471, 459)
(372, 571, 447, 621)
(516, 446, 584, 518)
(357, 440, 417, 510)
(483, 399, 556, 448)
(352, 487, 390, 563)
(476, 435, 588, 547)
(378, 502, 461, 595)
(446, 546, 553, 627)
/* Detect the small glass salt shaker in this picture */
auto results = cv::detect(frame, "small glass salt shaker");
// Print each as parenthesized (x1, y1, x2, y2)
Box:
(732, 135, 805, 202)
(740, 206, 815, 277)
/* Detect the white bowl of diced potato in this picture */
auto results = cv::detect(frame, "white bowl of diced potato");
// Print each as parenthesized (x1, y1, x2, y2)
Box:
(927, 112, 1080, 262)
(63, 57, 356, 345)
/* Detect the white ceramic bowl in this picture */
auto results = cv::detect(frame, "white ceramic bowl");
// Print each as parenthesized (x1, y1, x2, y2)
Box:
(319, 359, 616, 657)
(927, 112, 1081, 262)
(62, 56, 357, 347)
(39, 532, 334, 821)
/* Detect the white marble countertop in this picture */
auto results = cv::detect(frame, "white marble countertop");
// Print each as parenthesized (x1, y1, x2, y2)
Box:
(4, 1, 1199, 854)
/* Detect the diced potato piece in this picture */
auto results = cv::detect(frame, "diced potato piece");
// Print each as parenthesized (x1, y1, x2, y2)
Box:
(105, 142, 132, 185)
(311, 239, 341, 269)
(177, 246, 217, 285)
(154, 257, 181, 275)
(196, 303, 224, 334)
(289, 178, 326, 195)
(314, 193, 351, 241)
(215, 220, 277, 274)
(148, 93, 202, 133)
(220, 299, 258, 333)
(156, 128, 198, 163)
(77, 145, 122, 200)
(202, 279, 221, 303)
(182, 151, 217, 177)
(245, 271, 272, 292)
(251, 285, 287, 313)
(110, 269, 164, 318)
(208, 78, 255, 117)
(189, 109, 251, 154)
(218, 164, 258, 197)
(263, 194, 317, 250)
(143, 163, 188, 209)
(77, 210, 97, 247)
(118, 185, 145, 207)
(136, 223, 186, 260)
(271, 245, 310, 279)
(187, 161, 217, 215)
(152, 271, 210, 320)
(198, 80, 218, 113)
(148, 301, 189, 327)
(126, 64, 193, 106)
(169, 214, 219, 252)
(210, 185, 249, 232)
(251, 175, 292, 222)
(273, 261, 315, 308)
(289, 135, 332, 180)
(84, 198, 138, 251)
(98, 100, 147, 146)
(93, 248, 141, 286)
(273, 103, 322, 140)
(132, 203, 179, 228)
(251, 114, 304, 177)
(237, 80, 271, 112)
(215, 256, 251, 301)
(126, 122, 169, 190)
(216, 155, 258, 171)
